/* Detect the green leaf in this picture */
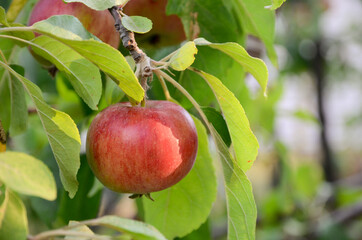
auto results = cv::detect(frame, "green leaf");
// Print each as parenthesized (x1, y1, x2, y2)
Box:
(160, 68, 257, 240)
(195, 70, 259, 172)
(0, 61, 81, 198)
(0, 185, 8, 228)
(269, 0, 287, 10)
(0, 23, 35, 48)
(201, 106, 231, 147)
(143, 116, 217, 239)
(0, 68, 11, 132)
(122, 15, 152, 34)
(64, 0, 128, 11)
(211, 128, 257, 240)
(194, 38, 269, 95)
(0, 7, 9, 27)
(167, 0, 239, 42)
(32, 15, 144, 103)
(231, 0, 278, 65)
(169, 41, 198, 71)
(98, 76, 125, 111)
(179, 219, 212, 240)
(32, 15, 98, 41)
(8, 65, 27, 136)
(87, 178, 103, 198)
(5, 0, 28, 22)
(292, 110, 320, 125)
(0, 190, 28, 240)
(85, 215, 167, 240)
(0, 151, 56, 200)
(65, 221, 95, 239)
(56, 155, 102, 225)
(31, 36, 102, 110)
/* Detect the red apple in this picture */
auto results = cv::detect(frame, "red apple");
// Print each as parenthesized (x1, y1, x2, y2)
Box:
(28, 0, 120, 48)
(86, 101, 198, 194)
(123, 0, 186, 48)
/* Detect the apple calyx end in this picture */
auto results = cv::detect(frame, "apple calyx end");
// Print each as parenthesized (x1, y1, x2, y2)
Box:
(129, 193, 154, 201)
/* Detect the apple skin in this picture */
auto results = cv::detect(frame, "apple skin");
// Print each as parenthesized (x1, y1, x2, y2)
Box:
(86, 101, 198, 194)
(123, 0, 186, 48)
(28, 0, 120, 48)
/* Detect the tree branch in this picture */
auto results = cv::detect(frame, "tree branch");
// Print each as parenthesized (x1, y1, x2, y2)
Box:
(0, 120, 6, 144)
(108, 6, 145, 63)
(0, 120, 6, 152)
(108, 6, 153, 96)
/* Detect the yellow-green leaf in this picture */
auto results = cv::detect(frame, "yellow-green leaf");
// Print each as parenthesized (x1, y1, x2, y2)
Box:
(0, 61, 81, 198)
(0, 152, 56, 200)
(32, 15, 144, 103)
(169, 41, 198, 71)
(143, 116, 217, 239)
(0, 190, 28, 240)
(122, 15, 152, 34)
(194, 38, 269, 95)
(64, 0, 128, 11)
(195, 70, 259, 172)
(6, 0, 28, 22)
(31, 36, 102, 110)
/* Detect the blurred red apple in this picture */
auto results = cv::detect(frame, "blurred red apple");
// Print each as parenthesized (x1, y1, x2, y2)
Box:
(28, 0, 120, 48)
(123, 0, 186, 48)
(86, 101, 198, 194)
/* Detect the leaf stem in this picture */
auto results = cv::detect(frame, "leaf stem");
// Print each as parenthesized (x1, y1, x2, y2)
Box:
(159, 50, 177, 63)
(154, 69, 213, 131)
(29, 230, 111, 240)
(0, 49, 8, 64)
(0, 26, 33, 33)
(154, 70, 171, 101)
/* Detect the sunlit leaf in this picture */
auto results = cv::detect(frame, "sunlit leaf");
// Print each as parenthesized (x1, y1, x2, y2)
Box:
(0, 7, 9, 26)
(201, 106, 231, 147)
(211, 128, 257, 240)
(32, 15, 144, 103)
(0, 185, 8, 228)
(162, 69, 257, 240)
(0, 190, 28, 240)
(122, 15, 152, 34)
(268, 0, 287, 10)
(0, 151, 56, 200)
(31, 36, 102, 110)
(194, 38, 269, 95)
(65, 221, 94, 239)
(143, 117, 217, 239)
(169, 41, 198, 71)
(84, 216, 167, 240)
(64, 0, 128, 11)
(0, 61, 80, 198)
(231, 0, 278, 65)
(195, 70, 259, 172)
